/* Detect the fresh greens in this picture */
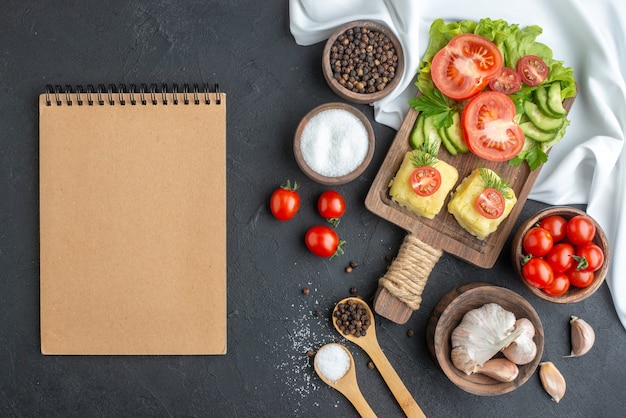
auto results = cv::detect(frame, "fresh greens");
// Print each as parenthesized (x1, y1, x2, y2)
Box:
(410, 18, 577, 170)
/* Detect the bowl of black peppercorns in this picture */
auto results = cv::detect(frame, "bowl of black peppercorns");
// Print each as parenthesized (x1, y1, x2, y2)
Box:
(322, 20, 404, 104)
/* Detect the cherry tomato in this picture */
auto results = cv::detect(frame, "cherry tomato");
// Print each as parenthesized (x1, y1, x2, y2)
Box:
(566, 215, 596, 245)
(305, 225, 344, 258)
(568, 269, 595, 288)
(488, 67, 521, 94)
(523, 227, 554, 257)
(431, 34, 503, 100)
(574, 242, 604, 272)
(462, 91, 525, 161)
(522, 257, 554, 289)
(539, 215, 568, 242)
(410, 166, 441, 197)
(517, 55, 548, 86)
(546, 243, 575, 273)
(270, 181, 300, 221)
(475, 188, 505, 219)
(543, 271, 570, 296)
(318, 190, 346, 225)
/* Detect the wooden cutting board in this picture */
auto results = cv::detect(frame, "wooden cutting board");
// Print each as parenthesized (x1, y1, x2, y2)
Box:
(365, 94, 576, 323)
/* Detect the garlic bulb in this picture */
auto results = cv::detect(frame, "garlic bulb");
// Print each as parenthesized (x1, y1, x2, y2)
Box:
(451, 303, 523, 375)
(502, 318, 537, 365)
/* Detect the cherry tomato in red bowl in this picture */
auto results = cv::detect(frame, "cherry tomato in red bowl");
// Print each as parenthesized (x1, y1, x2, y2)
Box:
(511, 206, 609, 304)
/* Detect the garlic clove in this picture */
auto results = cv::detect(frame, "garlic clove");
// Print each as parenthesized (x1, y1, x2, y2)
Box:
(473, 358, 519, 382)
(567, 316, 595, 357)
(539, 361, 566, 403)
(502, 318, 537, 365)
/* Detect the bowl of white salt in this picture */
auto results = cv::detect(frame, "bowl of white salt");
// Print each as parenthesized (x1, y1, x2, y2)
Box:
(294, 102, 375, 185)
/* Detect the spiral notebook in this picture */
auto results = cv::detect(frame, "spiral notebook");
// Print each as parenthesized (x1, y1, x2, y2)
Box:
(39, 83, 227, 355)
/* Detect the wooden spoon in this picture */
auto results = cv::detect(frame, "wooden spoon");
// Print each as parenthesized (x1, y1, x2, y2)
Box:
(332, 298, 426, 418)
(314, 343, 376, 418)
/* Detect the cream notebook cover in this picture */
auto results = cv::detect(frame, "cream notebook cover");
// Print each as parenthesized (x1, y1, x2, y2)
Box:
(39, 84, 226, 355)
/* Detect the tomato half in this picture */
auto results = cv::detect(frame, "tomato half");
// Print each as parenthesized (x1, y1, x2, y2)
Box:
(476, 188, 505, 219)
(543, 271, 570, 296)
(410, 166, 441, 197)
(523, 227, 554, 257)
(517, 55, 548, 86)
(462, 91, 524, 161)
(566, 215, 596, 245)
(318, 190, 346, 222)
(305, 225, 343, 258)
(270, 181, 300, 221)
(522, 257, 554, 289)
(431, 34, 503, 100)
(488, 67, 521, 94)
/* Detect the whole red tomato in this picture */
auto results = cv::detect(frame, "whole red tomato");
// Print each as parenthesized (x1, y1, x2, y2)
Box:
(522, 257, 554, 289)
(543, 271, 570, 296)
(540, 215, 568, 242)
(318, 190, 346, 226)
(305, 225, 345, 258)
(270, 181, 300, 221)
(522, 227, 553, 257)
(568, 269, 595, 288)
(546, 243, 575, 273)
(566, 215, 596, 245)
(574, 242, 604, 272)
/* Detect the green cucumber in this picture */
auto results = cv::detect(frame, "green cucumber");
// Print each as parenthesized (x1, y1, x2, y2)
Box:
(409, 113, 426, 149)
(439, 126, 457, 155)
(520, 121, 555, 142)
(423, 114, 442, 154)
(445, 112, 468, 154)
(539, 119, 570, 153)
(524, 100, 564, 132)
(534, 86, 561, 118)
(546, 82, 567, 116)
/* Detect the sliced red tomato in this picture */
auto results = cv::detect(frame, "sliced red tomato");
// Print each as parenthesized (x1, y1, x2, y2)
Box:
(517, 55, 548, 86)
(410, 166, 441, 197)
(431, 34, 503, 101)
(488, 67, 521, 94)
(462, 91, 524, 161)
(476, 188, 505, 219)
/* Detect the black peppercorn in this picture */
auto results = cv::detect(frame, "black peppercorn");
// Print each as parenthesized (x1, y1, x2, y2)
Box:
(333, 299, 371, 338)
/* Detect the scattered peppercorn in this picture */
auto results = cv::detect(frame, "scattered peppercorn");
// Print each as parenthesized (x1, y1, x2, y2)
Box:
(345, 266, 353, 273)
(350, 287, 358, 295)
(307, 349, 315, 358)
(367, 361, 375, 370)
(385, 254, 394, 262)
(313, 309, 323, 318)
(333, 299, 371, 337)
(302, 287, 310, 295)
(329, 26, 398, 95)
(349, 260, 358, 268)
(406, 329, 414, 337)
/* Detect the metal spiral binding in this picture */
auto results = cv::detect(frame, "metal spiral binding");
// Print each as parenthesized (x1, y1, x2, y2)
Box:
(44, 83, 222, 106)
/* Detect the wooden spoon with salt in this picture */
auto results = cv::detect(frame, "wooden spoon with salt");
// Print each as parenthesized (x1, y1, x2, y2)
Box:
(314, 343, 376, 418)
(332, 298, 426, 418)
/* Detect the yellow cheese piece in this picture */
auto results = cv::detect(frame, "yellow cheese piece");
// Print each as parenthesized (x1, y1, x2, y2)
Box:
(389, 150, 458, 219)
(447, 168, 517, 240)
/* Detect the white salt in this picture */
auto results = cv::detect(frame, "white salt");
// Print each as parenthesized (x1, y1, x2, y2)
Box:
(315, 343, 351, 381)
(300, 108, 369, 177)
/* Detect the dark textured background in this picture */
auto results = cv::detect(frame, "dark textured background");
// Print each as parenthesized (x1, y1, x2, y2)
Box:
(1, 1, 624, 416)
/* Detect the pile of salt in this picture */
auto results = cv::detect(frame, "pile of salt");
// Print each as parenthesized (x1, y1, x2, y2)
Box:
(315, 343, 351, 382)
(300, 108, 369, 177)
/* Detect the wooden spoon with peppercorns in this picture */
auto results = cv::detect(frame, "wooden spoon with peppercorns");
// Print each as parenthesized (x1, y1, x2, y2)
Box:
(332, 297, 426, 418)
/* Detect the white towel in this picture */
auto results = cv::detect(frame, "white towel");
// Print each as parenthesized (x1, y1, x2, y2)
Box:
(290, 0, 626, 330)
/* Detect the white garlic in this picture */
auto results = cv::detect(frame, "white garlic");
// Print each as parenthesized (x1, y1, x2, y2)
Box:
(451, 303, 523, 375)
(567, 316, 595, 357)
(539, 361, 566, 403)
(474, 358, 519, 382)
(502, 318, 537, 365)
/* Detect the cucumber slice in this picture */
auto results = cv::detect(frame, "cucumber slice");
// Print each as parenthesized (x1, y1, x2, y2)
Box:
(439, 126, 458, 155)
(539, 119, 570, 153)
(520, 121, 555, 142)
(423, 114, 442, 154)
(534, 86, 561, 118)
(445, 112, 469, 153)
(547, 82, 567, 116)
(409, 113, 426, 149)
(524, 100, 564, 132)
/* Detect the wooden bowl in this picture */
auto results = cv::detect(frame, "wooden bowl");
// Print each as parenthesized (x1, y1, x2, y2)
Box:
(293, 102, 375, 186)
(322, 20, 404, 104)
(511, 206, 609, 303)
(426, 283, 544, 396)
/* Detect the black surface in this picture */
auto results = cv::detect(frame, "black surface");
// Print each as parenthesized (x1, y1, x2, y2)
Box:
(1, 1, 625, 417)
